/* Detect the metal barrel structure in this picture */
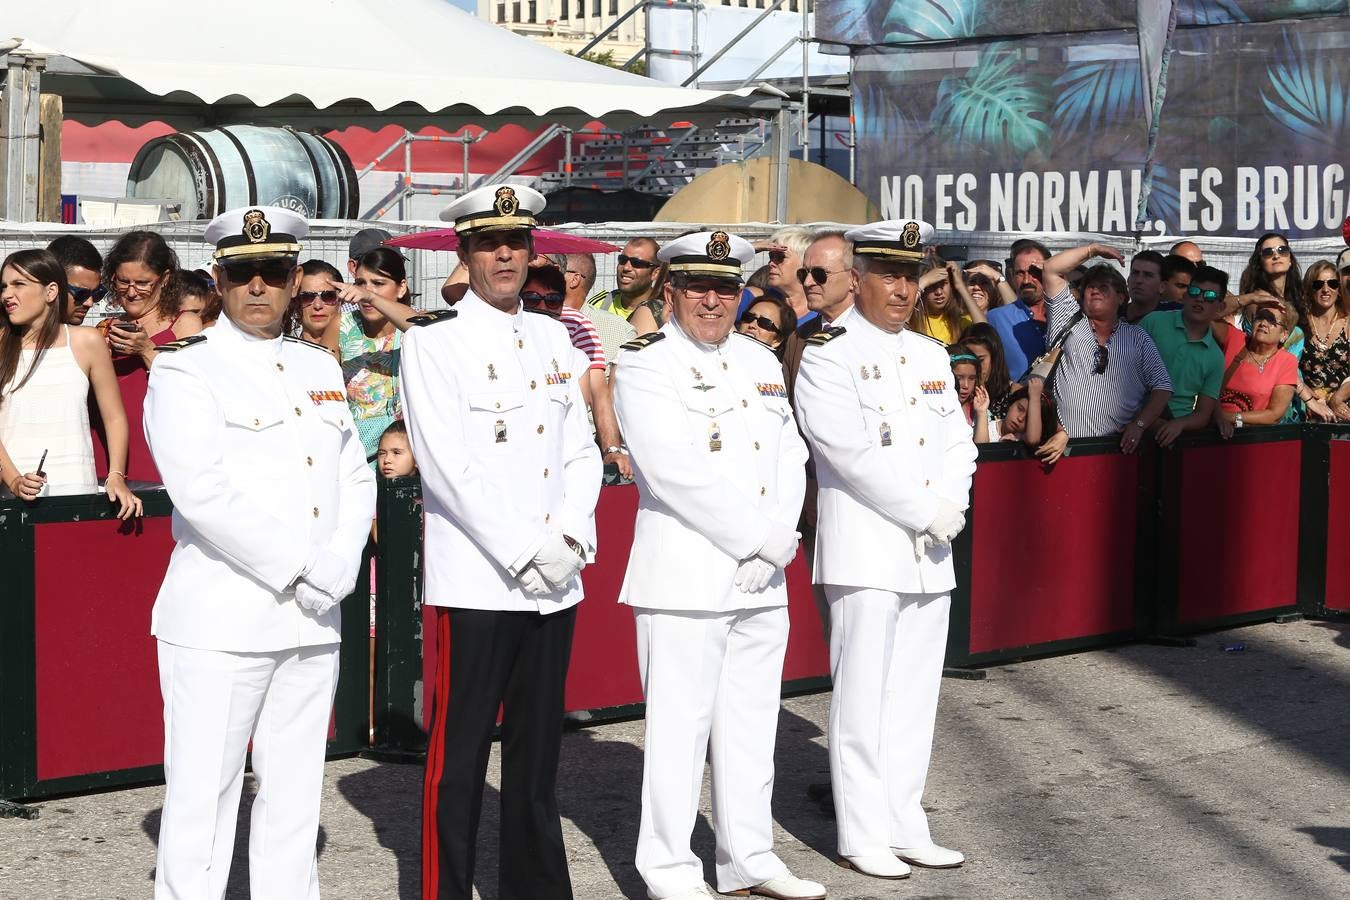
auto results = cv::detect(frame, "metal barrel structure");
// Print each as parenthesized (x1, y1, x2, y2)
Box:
(126, 125, 360, 220)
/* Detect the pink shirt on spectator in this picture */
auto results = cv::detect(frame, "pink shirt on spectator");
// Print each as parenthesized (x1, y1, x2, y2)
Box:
(1219, 326, 1298, 413)
(560, 307, 606, 371)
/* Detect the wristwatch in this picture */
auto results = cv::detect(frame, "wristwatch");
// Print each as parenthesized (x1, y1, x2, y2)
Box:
(603, 445, 629, 455)
(1134, 419, 1146, 429)
(1234, 413, 1245, 429)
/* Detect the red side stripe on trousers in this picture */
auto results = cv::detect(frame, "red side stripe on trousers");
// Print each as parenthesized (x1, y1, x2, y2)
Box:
(421, 609, 452, 899)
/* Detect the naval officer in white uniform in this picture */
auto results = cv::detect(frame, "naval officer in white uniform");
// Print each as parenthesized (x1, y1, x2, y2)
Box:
(143, 206, 377, 899)
(398, 184, 602, 900)
(613, 231, 825, 900)
(793, 220, 976, 881)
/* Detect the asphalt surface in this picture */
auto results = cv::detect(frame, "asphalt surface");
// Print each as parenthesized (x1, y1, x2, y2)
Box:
(3, 618, 1348, 899)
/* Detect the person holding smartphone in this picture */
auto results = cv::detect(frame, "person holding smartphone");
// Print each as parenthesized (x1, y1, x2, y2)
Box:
(92, 231, 203, 484)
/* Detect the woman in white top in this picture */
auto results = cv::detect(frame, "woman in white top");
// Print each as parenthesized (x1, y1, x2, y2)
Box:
(0, 248, 141, 518)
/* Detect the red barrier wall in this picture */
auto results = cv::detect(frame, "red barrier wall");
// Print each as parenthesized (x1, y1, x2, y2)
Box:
(1324, 441, 1350, 612)
(33, 519, 172, 781)
(1176, 441, 1301, 623)
(967, 454, 1139, 654)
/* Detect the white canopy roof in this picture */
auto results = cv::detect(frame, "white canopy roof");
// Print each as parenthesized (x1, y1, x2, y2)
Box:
(4, 0, 776, 129)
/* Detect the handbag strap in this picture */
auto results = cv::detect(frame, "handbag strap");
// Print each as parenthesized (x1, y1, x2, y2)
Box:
(1043, 309, 1085, 392)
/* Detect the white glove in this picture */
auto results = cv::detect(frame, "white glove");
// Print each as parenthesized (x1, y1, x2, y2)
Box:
(295, 581, 342, 616)
(734, 558, 776, 593)
(756, 523, 801, 569)
(303, 547, 357, 602)
(517, 564, 551, 596)
(928, 499, 966, 545)
(915, 531, 937, 558)
(531, 533, 584, 588)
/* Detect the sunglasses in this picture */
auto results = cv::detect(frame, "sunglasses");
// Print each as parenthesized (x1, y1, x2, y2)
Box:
(1093, 344, 1110, 376)
(1313, 278, 1339, 290)
(69, 285, 108, 305)
(1260, 245, 1291, 258)
(740, 311, 778, 331)
(521, 291, 564, 307)
(1253, 309, 1283, 326)
(220, 258, 294, 287)
(616, 254, 657, 270)
(768, 250, 788, 264)
(796, 266, 840, 285)
(297, 290, 339, 306)
(1185, 285, 1222, 302)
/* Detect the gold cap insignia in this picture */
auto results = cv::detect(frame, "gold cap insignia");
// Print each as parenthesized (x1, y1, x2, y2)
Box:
(242, 209, 270, 244)
(494, 187, 519, 217)
(706, 230, 731, 261)
(901, 221, 921, 249)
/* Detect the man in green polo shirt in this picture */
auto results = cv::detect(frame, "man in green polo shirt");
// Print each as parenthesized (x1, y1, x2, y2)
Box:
(1139, 264, 1228, 447)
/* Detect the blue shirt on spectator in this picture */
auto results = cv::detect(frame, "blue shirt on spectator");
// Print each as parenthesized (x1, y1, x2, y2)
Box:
(988, 299, 1047, 381)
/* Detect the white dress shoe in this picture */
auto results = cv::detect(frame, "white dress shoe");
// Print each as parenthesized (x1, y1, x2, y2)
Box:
(723, 872, 828, 898)
(892, 843, 965, 868)
(837, 853, 911, 879)
(654, 885, 715, 900)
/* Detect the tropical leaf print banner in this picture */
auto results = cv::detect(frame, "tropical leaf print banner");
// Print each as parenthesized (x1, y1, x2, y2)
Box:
(851, 17, 1350, 238)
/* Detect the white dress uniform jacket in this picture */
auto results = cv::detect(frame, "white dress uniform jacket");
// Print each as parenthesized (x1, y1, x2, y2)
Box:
(614, 323, 808, 611)
(144, 313, 377, 652)
(794, 313, 977, 594)
(398, 292, 602, 612)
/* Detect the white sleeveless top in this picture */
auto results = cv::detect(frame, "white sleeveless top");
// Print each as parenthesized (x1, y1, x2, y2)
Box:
(0, 326, 98, 495)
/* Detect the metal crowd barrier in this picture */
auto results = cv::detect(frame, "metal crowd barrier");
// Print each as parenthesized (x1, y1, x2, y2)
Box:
(4, 426, 1349, 801)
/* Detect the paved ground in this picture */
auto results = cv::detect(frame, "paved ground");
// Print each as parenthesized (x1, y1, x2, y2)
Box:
(3, 618, 1349, 899)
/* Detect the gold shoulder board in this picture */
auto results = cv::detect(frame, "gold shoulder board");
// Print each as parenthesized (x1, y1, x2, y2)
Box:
(156, 334, 208, 353)
(805, 326, 846, 346)
(408, 309, 459, 327)
(620, 332, 667, 352)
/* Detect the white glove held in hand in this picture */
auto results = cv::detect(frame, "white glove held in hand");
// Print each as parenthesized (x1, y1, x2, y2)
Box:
(517, 564, 551, 596)
(531, 534, 584, 588)
(756, 523, 801, 569)
(915, 532, 937, 559)
(928, 499, 967, 545)
(295, 582, 342, 616)
(303, 548, 357, 602)
(734, 558, 776, 593)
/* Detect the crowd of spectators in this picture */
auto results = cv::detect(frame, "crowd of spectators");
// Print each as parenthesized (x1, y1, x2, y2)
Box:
(5, 223, 1350, 513)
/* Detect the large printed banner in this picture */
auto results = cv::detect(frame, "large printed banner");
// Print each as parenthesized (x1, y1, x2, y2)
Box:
(853, 17, 1350, 238)
(819, 0, 1348, 47)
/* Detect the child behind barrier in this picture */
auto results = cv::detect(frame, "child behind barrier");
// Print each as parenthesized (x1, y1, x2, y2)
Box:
(948, 344, 990, 443)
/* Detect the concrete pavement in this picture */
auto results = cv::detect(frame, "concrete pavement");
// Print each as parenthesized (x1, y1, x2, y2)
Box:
(3, 618, 1348, 898)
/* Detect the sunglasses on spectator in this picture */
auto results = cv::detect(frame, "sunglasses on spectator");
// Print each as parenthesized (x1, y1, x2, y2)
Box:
(521, 291, 564, 307)
(220, 258, 294, 287)
(616, 254, 657, 269)
(796, 266, 842, 285)
(1260, 245, 1291, 258)
(739, 311, 778, 331)
(297, 290, 340, 306)
(1185, 286, 1222, 302)
(69, 285, 108, 305)
(1313, 278, 1339, 290)
(1093, 344, 1109, 376)
(1253, 309, 1283, 326)
(769, 250, 788, 264)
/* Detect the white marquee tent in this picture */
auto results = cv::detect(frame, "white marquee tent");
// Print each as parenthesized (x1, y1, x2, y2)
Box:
(1, 0, 781, 218)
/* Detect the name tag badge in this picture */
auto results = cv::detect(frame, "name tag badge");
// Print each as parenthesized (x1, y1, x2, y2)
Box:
(709, 422, 722, 452)
(494, 419, 508, 443)
(880, 422, 893, 447)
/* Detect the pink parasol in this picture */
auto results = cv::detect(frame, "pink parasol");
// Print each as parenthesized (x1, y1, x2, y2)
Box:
(384, 228, 621, 254)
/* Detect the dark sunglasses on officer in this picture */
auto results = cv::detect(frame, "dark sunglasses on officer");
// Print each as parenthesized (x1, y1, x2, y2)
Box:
(219, 257, 296, 287)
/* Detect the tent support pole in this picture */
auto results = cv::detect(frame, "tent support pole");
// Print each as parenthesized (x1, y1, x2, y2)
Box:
(681, 0, 787, 86)
(0, 52, 43, 222)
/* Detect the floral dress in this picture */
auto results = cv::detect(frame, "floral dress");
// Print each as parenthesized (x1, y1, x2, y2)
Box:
(1299, 322, 1350, 399)
(339, 312, 402, 462)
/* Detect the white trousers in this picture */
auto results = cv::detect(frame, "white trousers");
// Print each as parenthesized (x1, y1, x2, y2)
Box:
(154, 641, 340, 900)
(825, 586, 950, 857)
(634, 606, 790, 898)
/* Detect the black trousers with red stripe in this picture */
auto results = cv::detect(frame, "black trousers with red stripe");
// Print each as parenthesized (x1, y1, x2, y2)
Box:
(422, 605, 577, 900)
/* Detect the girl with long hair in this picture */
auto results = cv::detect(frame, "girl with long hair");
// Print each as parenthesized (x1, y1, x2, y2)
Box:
(0, 249, 140, 516)
(958, 321, 1017, 420)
